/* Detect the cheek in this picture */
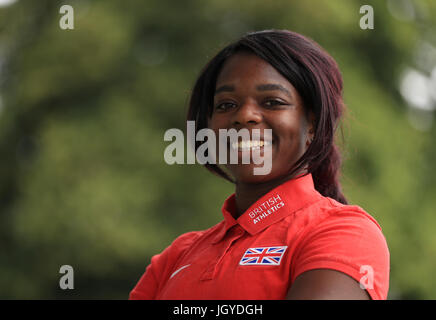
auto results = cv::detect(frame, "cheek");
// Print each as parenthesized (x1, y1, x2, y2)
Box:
(208, 114, 225, 131)
(274, 116, 302, 142)
(274, 117, 309, 158)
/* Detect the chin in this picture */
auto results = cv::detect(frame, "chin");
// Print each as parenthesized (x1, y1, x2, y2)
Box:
(228, 165, 279, 185)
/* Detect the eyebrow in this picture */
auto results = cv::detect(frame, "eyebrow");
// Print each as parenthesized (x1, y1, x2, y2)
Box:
(214, 83, 293, 98)
(256, 84, 293, 98)
(214, 84, 235, 95)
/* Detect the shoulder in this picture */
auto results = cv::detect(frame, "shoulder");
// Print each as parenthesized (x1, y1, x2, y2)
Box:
(285, 195, 386, 244)
(129, 226, 216, 300)
(295, 195, 384, 234)
(142, 227, 213, 282)
(290, 196, 390, 299)
(163, 229, 205, 259)
(297, 196, 389, 255)
(328, 198, 382, 230)
(322, 197, 387, 246)
(159, 221, 223, 260)
(169, 230, 205, 250)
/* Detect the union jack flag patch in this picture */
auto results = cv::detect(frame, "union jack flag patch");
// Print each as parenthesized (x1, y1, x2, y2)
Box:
(239, 246, 288, 266)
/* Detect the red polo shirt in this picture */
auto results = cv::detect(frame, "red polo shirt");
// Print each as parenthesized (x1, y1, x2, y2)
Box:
(130, 174, 390, 300)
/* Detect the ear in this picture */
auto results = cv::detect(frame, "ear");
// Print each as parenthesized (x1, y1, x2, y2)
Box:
(306, 111, 316, 146)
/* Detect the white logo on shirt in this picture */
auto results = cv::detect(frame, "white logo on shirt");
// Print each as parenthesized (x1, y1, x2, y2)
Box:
(170, 264, 191, 279)
(247, 194, 285, 224)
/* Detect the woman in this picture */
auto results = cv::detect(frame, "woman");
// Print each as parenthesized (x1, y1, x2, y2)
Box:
(130, 29, 390, 300)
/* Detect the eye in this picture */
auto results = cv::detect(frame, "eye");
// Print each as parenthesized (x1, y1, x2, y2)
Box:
(214, 102, 236, 111)
(264, 99, 288, 108)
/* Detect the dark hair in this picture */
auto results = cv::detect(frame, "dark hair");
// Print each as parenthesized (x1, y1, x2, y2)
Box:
(187, 29, 348, 205)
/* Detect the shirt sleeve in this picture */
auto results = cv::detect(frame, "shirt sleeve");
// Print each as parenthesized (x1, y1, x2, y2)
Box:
(290, 207, 390, 300)
(129, 231, 201, 300)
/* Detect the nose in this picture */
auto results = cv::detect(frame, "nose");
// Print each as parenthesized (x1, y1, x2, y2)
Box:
(232, 99, 262, 128)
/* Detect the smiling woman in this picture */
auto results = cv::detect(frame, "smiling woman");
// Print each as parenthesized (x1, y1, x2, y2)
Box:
(130, 29, 390, 300)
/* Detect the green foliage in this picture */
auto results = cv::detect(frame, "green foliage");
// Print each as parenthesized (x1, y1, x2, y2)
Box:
(0, 0, 435, 299)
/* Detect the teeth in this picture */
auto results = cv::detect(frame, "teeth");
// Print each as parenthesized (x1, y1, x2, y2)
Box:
(231, 140, 272, 150)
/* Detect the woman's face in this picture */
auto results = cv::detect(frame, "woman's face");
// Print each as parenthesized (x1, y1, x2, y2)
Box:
(208, 52, 314, 185)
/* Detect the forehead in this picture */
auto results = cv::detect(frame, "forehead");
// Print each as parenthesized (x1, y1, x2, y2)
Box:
(215, 52, 292, 89)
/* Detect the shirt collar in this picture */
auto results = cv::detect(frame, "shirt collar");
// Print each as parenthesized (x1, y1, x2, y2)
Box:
(212, 173, 322, 243)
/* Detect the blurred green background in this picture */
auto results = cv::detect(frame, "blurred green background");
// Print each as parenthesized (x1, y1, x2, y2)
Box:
(0, 0, 435, 299)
